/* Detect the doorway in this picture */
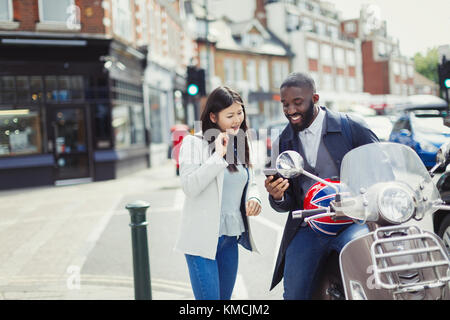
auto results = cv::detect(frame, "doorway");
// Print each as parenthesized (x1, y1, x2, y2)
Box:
(50, 106, 91, 184)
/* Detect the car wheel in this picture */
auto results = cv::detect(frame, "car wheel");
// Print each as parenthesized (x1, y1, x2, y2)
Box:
(437, 214, 450, 255)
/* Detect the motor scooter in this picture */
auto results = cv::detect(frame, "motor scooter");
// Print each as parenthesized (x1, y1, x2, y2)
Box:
(275, 142, 450, 300)
(429, 141, 450, 254)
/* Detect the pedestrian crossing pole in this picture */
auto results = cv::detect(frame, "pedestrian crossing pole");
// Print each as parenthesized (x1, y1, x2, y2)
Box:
(126, 200, 152, 300)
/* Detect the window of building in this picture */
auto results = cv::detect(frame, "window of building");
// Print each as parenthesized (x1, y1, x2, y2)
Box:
(111, 79, 145, 148)
(348, 77, 356, 92)
(0, 75, 83, 105)
(336, 75, 345, 92)
(347, 50, 356, 66)
(246, 60, 257, 91)
(243, 34, 263, 48)
(407, 65, 414, 78)
(148, 88, 164, 144)
(224, 59, 234, 86)
(309, 71, 320, 90)
(286, 12, 299, 31)
(320, 43, 332, 65)
(39, 0, 73, 22)
(0, 0, 13, 21)
(327, 25, 338, 39)
(258, 60, 269, 92)
(272, 62, 280, 89)
(378, 41, 387, 57)
(306, 40, 319, 59)
(300, 16, 313, 31)
(344, 22, 356, 34)
(322, 73, 333, 91)
(335, 47, 345, 67)
(112, 103, 146, 148)
(112, 0, 132, 40)
(315, 21, 325, 36)
(0, 108, 42, 157)
(392, 62, 400, 75)
(234, 59, 243, 84)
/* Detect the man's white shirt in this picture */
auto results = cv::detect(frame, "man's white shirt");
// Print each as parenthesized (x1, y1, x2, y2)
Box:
(274, 107, 325, 203)
(298, 107, 325, 168)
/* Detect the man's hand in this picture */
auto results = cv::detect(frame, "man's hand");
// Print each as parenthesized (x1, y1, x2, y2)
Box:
(264, 176, 289, 201)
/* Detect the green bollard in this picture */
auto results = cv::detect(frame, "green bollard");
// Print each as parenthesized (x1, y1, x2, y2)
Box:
(126, 200, 152, 300)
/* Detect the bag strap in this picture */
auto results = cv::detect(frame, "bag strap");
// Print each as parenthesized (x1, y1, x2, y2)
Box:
(340, 113, 353, 149)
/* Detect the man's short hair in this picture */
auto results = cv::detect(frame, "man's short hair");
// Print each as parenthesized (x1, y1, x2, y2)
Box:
(280, 72, 316, 93)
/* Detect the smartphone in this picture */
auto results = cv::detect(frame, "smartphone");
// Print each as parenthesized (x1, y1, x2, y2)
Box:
(263, 168, 281, 180)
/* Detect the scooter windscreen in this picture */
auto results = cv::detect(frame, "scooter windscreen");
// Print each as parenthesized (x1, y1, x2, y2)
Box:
(338, 142, 440, 224)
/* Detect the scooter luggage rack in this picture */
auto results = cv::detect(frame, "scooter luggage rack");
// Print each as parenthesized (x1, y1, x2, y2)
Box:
(370, 225, 450, 296)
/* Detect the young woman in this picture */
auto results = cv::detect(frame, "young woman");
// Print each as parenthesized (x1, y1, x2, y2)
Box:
(175, 86, 262, 300)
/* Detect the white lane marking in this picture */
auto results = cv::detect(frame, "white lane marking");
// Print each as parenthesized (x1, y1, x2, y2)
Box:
(233, 273, 249, 299)
(252, 216, 284, 272)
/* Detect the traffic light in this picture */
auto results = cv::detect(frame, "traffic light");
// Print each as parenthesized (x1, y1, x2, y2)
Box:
(438, 56, 450, 105)
(438, 57, 450, 89)
(187, 66, 206, 97)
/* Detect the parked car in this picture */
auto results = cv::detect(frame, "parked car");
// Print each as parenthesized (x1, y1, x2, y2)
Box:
(389, 96, 450, 169)
(264, 121, 288, 167)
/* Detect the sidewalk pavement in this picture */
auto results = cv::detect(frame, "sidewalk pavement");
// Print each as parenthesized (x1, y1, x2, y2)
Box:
(0, 159, 193, 300)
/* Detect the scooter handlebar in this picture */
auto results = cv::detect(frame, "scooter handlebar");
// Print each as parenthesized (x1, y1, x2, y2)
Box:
(292, 208, 329, 219)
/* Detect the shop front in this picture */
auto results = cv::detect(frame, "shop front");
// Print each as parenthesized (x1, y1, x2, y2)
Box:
(0, 34, 149, 190)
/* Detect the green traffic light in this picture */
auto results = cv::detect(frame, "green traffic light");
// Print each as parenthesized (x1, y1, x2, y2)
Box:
(445, 78, 450, 89)
(187, 84, 199, 96)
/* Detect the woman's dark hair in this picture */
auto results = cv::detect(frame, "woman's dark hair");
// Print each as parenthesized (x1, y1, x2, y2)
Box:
(200, 86, 251, 172)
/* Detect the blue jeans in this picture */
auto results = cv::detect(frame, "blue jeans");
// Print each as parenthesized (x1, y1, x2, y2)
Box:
(185, 235, 238, 300)
(283, 223, 369, 300)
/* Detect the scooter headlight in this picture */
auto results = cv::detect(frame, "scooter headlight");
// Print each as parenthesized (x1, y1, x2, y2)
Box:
(378, 185, 415, 224)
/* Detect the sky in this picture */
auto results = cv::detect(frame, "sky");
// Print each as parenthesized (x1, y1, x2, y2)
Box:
(208, 0, 450, 58)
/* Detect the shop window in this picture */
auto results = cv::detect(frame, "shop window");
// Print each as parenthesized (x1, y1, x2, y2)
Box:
(45, 76, 58, 102)
(0, 109, 42, 157)
(16, 76, 30, 103)
(130, 105, 145, 145)
(44, 75, 85, 102)
(149, 88, 163, 144)
(30, 76, 44, 103)
(112, 104, 145, 149)
(112, 105, 131, 148)
(39, 0, 73, 22)
(0, 76, 15, 104)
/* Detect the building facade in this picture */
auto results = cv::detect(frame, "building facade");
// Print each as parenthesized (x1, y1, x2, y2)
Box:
(0, 0, 149, 189)
(210, 17, 292, 130)
(187, 0, 292, 130)
(341, 4, 415, 98)
(264, 0, 366, 110)
(144, 0, 197, 166)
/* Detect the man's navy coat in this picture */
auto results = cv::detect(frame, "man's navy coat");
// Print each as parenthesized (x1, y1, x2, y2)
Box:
(268, 106, 379, 290)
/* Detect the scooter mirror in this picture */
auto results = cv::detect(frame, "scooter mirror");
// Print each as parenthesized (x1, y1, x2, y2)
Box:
(275, 150, 304, 178)
(436, 141, 450, 167)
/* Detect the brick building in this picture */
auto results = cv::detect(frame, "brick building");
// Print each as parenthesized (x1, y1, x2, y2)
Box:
(264, 0, 366, 110)
(0, 0, 163, 189)
(341, 4, 415, 97)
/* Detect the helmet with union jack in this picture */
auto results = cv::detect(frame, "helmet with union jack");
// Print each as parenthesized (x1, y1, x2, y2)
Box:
(303, 179, 354, 236)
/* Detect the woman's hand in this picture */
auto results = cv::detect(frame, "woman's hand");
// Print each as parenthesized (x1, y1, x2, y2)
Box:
(215, 132, 229, 157)
(246, 199, 261, 216)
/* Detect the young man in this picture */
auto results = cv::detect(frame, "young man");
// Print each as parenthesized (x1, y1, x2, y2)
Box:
(265, 72, 379, 299)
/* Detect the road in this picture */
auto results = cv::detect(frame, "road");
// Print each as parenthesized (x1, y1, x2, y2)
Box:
(80, 166, 288, 300)
(0, 140, 289, 300)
